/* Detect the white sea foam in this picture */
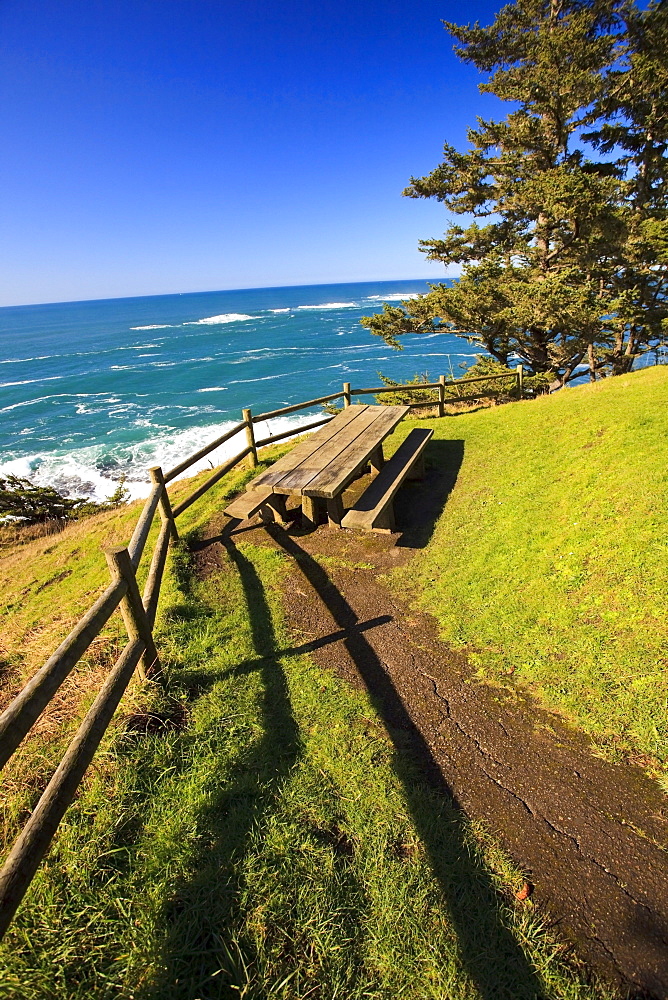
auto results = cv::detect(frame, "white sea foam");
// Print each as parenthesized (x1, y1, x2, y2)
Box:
(270, 308, 291, 314)
(228, 347, 314, 356)
(1, 398, 49, 412)
(296, 302, 357, 310)
(1, 391, 122, 412)
(0, 347, 127, 364)
(0, 375, 65, 387)
(184, 313, 254, 325)
(0, 355, 54, 364)
(228, 360, 355, 387)
(365, 293, 422, 301)
(228, 373, 289, 385)
(0, 411, 323, 502)
(129, 324, 176, 330)
(197, 387, 228, 392)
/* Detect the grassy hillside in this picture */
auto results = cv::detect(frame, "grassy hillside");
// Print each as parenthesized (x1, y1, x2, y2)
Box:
(394, 366, 668, 776)
(0, 448, 609, 997)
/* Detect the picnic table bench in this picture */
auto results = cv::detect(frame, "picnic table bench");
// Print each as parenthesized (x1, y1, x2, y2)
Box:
(224, 403, 432, 532)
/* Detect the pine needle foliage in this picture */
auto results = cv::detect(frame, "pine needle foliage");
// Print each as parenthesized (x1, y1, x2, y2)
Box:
(0, 474, 129, 525)
(362, 0, 668, 388)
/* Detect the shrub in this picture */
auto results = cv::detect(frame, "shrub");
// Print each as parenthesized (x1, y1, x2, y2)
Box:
(0, 475, 129, 525)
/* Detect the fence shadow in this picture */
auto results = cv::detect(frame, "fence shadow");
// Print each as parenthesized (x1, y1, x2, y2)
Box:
(268, 526, 547, 1000)
(141, 529, 302, 999)
(394, 438, 464, 549)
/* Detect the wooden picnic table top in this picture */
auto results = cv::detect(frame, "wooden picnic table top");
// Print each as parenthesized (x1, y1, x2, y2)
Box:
(251, 403, 409, 500)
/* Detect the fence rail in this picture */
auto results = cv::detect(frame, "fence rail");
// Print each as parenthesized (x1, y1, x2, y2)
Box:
(0, 365, 522, 939)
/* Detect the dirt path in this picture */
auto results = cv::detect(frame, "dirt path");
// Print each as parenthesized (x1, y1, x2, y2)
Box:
(201, 497, 668, 998)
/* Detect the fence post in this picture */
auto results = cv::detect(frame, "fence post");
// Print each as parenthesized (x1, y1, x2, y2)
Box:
(342, 382, 351, 408)
(242, 408, 258, 468)
(517, 364, 524, 400)
(438, 375, 446, 417)
(104, 546, 161, 682)
(148, 466, 178, 541)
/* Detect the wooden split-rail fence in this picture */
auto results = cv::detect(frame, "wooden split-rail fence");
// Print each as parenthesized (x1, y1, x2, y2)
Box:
(0, 366, 521, 938)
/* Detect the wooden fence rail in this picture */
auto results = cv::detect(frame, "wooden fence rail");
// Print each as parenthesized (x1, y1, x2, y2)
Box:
(0, 366, 522, 939)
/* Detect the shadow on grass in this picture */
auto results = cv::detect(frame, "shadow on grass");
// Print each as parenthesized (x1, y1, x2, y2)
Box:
(268, 525, 548, 1000)
(394, 438, 464, 549)
(140, 529, 303, 1000)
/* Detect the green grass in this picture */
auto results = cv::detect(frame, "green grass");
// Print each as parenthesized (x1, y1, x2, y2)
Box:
(0, 451, 269, 820)
(391, 366, 668, 773)
(0, 451, 611, 998)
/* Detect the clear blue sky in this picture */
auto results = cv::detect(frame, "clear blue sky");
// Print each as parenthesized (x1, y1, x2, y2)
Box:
(0, 0, 503, 306)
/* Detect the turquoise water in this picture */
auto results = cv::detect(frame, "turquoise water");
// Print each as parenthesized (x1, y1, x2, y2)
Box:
(0, 280, 472, 499)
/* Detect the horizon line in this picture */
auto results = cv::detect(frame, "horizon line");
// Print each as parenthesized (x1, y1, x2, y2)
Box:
(0, 275, 446, 311)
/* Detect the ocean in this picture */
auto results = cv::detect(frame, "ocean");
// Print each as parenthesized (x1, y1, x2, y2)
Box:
(0, 279, 474, 501)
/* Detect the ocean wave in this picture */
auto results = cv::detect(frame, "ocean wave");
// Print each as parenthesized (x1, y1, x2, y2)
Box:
(0, 411, 323, 502)
(226, 351, 310, 366)
(296, 302, 357, 310)
(227, 359, 358, 386)
(183, 313, 254, 325)
(270, 308, 291, 314)
(129, 324, 176, 330)
(228, 373, 289, 385)
(0, 375, 65, 387)
(365, 293, 421, 301)
(108, 405, 138, 417)
(1, 397, 52, 412)
(226, 346, 318, 358)
(0, 355, 54, 364)
(197, 386, 228, 392)
(0, 391, 125, 413)
(0, 344, 165, 365)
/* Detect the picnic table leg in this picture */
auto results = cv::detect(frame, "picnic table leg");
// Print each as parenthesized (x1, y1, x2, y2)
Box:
(407, 452, 426, 480)
(373, 502, 396, 533)
(301, 495, 324, 529)
(369, 445, 384, 476)
(326, 495, 344, 529)
(265, 493, 288, 525)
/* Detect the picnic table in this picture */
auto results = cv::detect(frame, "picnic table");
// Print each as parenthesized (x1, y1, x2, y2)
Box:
(247, 403, 409, 528)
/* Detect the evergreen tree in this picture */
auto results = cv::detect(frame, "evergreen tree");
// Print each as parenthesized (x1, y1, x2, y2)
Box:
(0, 474, 129, 525)
(0, 475, 85, 523)
(586, 0, 668, 372)
(362, 0, 666, 387)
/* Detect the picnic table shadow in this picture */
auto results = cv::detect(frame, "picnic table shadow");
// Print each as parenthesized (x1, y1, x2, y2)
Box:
(138, 532, 303, 998)
(265, 525, 548, 1000)
(393, 437, 464, 549)
(148, 508, 549, 999)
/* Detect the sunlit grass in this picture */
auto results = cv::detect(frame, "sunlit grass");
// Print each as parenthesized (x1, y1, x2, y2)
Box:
(0, 443, 611, 998)
(393, 366, 668, 772)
